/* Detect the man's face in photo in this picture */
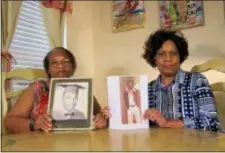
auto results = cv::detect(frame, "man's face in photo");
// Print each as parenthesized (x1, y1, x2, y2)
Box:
(127, 80, 134, 90)
(63, 91, 78, 111)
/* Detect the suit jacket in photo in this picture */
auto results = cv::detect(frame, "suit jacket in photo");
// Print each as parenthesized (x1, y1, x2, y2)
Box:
(123, 88, 141, 110)
(53, 108, 86, 120)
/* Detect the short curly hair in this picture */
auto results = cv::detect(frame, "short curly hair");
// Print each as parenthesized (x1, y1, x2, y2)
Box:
(43, 47, 77, 78)
(142, 29, 189, 67)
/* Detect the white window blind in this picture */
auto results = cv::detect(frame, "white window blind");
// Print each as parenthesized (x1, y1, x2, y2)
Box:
(9, 1, 51, 91)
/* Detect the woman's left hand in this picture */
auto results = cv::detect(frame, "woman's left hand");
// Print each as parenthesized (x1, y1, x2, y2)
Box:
(93, 113, 108, 129)
(101, 106, 111, 119)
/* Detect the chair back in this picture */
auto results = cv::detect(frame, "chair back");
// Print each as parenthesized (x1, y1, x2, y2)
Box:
(191, 58, 225, 130)
(1, 68, 47, 134)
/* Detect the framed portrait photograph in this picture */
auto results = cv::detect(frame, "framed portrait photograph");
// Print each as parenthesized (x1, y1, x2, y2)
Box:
(107, 75, 149, 130)
(48, 78, 93, 130)
(159, 0, 204, 30)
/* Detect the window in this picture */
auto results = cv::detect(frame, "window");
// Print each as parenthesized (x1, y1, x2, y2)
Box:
(9, 1, 51, 91)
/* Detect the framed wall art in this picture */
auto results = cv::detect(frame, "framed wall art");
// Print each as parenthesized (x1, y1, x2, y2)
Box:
(112, 0, 145, 33)
(159, 0, 204, 30)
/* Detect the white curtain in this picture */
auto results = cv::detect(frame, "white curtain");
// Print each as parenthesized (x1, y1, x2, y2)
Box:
(1, 1, 22, 134)
(2, 1, 22, 52)
(40, 4, 65, 48)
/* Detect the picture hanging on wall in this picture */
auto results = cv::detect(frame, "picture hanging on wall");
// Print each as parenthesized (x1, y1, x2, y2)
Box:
(159, 0, 204, 30)
(112, 0, 145, 33)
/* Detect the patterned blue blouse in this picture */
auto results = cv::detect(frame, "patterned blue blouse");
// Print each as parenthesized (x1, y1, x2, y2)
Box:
(148, 69, 220, 131)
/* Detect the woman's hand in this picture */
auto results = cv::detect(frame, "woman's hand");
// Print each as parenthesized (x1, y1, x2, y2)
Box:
(34, 114, 52, 132)
(144, 108, 167, 127)
(101, 106, 111, 119)
(93, 113, 108, 129)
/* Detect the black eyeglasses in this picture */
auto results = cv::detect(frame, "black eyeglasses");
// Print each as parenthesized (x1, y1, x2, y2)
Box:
(50, 59, 71, 67)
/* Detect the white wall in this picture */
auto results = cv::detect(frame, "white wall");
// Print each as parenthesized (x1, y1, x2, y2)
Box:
(68, 1, 225, 105)
(67, 1, 95, 79)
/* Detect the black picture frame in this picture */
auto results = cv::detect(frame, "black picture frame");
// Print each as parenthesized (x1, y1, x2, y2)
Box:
(48, 78, 93, 130)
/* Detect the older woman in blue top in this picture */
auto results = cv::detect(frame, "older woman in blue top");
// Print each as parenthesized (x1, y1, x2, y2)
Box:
(102, 29, 220, 131)
(141, 29, 219, 131)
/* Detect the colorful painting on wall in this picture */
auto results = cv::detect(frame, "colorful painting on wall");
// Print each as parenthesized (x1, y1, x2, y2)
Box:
(112, 0, 145, 33)
(159, 0, 204, 30)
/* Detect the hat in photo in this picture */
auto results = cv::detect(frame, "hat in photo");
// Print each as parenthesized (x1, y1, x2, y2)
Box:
(59, 84, 85, 93)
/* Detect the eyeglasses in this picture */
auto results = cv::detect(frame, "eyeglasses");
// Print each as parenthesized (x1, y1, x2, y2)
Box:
(50, 59, 71, 67)
(156, 51, 179, 59)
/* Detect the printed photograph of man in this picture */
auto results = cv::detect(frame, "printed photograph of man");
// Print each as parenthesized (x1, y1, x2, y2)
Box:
(52, 84, 87, 120)
(120, 78, 142, 124)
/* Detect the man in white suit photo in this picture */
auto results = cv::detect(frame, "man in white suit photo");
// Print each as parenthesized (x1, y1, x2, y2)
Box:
(123, 80, 142, 124)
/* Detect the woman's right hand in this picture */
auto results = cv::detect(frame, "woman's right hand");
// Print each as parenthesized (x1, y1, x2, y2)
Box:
(144, 108, 167, 127)
(101, 106, 111, 119)
(34, 114, 52, 132)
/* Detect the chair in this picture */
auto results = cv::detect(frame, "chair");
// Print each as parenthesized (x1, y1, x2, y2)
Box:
(191, 58, 225, 130)
(1, 68, 47, 134)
